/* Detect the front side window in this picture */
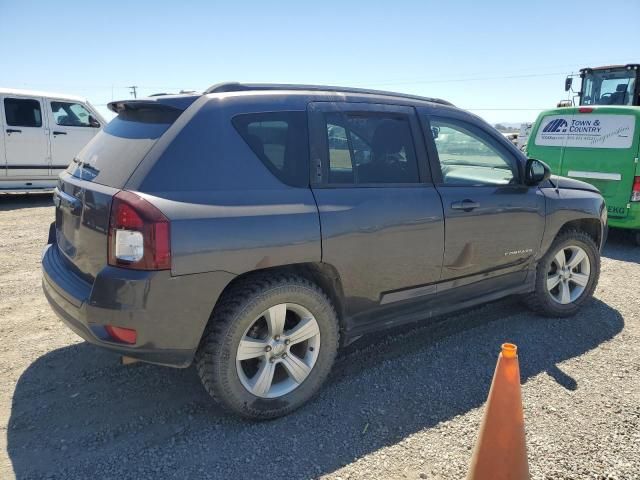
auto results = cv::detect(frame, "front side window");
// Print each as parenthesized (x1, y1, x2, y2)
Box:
(324, 112, 419, 184)
(429, 118, 516, 186)
(51, 101, 96, 127)
(233, 111, 309, 187)
(4, 98, 42, 127)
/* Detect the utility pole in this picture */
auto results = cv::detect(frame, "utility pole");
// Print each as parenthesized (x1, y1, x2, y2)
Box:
(129, 86, 138, 99)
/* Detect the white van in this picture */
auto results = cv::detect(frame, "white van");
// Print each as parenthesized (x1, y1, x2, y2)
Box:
(0, 88, 105, 191)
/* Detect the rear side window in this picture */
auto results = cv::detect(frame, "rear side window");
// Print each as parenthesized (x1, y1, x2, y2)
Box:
(324, 112, 419, 184)
(4, 98, 42, 127)
(233, 111, 309, 187)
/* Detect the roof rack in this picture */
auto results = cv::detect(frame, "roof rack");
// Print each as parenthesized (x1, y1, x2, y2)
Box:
(203, 82, 454, 107)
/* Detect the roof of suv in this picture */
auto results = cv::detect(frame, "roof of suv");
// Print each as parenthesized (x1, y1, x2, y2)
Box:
(107, 82, 455, 114)
(203, 82, 454, 107)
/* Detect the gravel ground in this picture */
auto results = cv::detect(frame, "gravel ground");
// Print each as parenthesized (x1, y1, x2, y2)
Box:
(1, 193, 639, 480)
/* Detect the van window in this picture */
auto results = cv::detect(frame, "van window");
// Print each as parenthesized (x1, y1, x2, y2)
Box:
(4, 98, 42, 127)
(232, 112, 309, 187)
(51, 101, 95, 127)
(324, 112, 419, 184)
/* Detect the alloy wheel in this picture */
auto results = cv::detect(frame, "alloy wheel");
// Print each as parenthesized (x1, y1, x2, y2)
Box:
(235, 303, 321, 398)
(546, 245, 591, 304)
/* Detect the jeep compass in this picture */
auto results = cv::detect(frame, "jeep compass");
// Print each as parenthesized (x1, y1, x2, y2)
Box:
(42, 83, 606, 419)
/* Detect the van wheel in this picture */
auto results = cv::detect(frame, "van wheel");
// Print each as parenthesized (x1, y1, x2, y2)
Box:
(196, 274, 339, 419)
(524, 230, 600, 317)
(634, 232, 640, 246)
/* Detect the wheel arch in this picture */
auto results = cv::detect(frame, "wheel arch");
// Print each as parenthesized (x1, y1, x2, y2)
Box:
(524, 219, 602, 317)
(206, 262, 347, 332)
(556, 218, 603, 248)
(540, 215, 604, 259)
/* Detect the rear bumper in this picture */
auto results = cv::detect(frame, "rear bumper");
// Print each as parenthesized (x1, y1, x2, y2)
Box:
(42, 244, 235, 367)
(608, 203, 640, 230)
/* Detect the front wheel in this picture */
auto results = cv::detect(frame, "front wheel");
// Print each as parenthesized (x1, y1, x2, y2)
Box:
(196, 274, 339, 419)
(524, 230, 600, 317)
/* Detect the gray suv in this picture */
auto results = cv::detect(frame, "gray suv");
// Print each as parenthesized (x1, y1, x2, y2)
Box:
(42, 83, 606, 419)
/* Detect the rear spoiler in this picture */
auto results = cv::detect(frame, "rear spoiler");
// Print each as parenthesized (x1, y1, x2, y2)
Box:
(107, 95, 199, 114)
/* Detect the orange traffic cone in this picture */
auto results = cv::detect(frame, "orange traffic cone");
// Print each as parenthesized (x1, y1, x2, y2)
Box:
(467, 343, 530, 480)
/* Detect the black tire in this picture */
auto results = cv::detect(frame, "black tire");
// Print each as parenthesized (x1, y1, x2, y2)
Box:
(195, 274, 339, 419)
(634, 231, 640, 247)
(523, 229, 600, 317)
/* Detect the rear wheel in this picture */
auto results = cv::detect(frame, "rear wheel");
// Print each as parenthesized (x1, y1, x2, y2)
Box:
(524, 230, 600, 317)
(196, 274, 339, 419)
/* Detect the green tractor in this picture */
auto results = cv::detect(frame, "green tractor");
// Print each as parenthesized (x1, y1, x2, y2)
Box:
(527, 64, 640, 245)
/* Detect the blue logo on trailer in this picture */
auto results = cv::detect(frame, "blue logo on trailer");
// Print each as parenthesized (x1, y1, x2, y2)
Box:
(543, 119, 568, 133)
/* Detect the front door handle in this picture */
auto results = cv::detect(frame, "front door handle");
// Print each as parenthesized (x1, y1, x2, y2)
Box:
(53, 131, 67, 135)
(451, 199, 480, 211)
(6, 128, 22, 134)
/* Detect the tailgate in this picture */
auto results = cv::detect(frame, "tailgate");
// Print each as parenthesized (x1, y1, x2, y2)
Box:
(54, 175, 118, 281)
(51, 96, 195, 281)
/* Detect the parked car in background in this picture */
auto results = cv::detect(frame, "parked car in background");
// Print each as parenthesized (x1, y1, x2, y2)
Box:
(502, 131, 519, 146)
(517, 122, 532, 151)
(0, 88, 105, 192)
(42, 83, 606, 419)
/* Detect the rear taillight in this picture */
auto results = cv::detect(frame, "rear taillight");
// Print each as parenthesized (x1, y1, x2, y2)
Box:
(632, 176, 640, 202)
(108, 191, 171, 270)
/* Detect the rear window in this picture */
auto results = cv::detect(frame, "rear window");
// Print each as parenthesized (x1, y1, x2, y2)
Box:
(232, 111, 309, 187)
(66, 107, 181, 187)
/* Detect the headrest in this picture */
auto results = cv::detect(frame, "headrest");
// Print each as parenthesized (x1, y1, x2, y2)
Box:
(371, 119, 405, 156)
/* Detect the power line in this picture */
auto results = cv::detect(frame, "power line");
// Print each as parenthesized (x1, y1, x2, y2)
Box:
(0, 68, 586, 91)
(4, 56, 636, 93)
(352, 71, 568, 88)
(345, 58, 637, 88)
(11, 70, 565, 94)
(466, 108, 548, 111)
(2, 82, 198, 91)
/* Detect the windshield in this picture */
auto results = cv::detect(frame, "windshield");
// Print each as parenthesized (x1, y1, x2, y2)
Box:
(581, 69, 637, 106)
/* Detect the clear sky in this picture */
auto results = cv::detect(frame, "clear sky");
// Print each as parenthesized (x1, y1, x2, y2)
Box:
(1, 0, 638, 125)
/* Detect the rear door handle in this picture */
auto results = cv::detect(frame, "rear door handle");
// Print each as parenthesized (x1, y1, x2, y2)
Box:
(451, 199, 480, 211)
(6, 128, 22, 134)
(53, 131, 67, 135)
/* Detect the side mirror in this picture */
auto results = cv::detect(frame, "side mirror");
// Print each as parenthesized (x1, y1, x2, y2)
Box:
(525, 158, 551, 186)
(431, 126, 440, 139)
(88, 115, 100, 128)
(564, 76, 573, 92)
